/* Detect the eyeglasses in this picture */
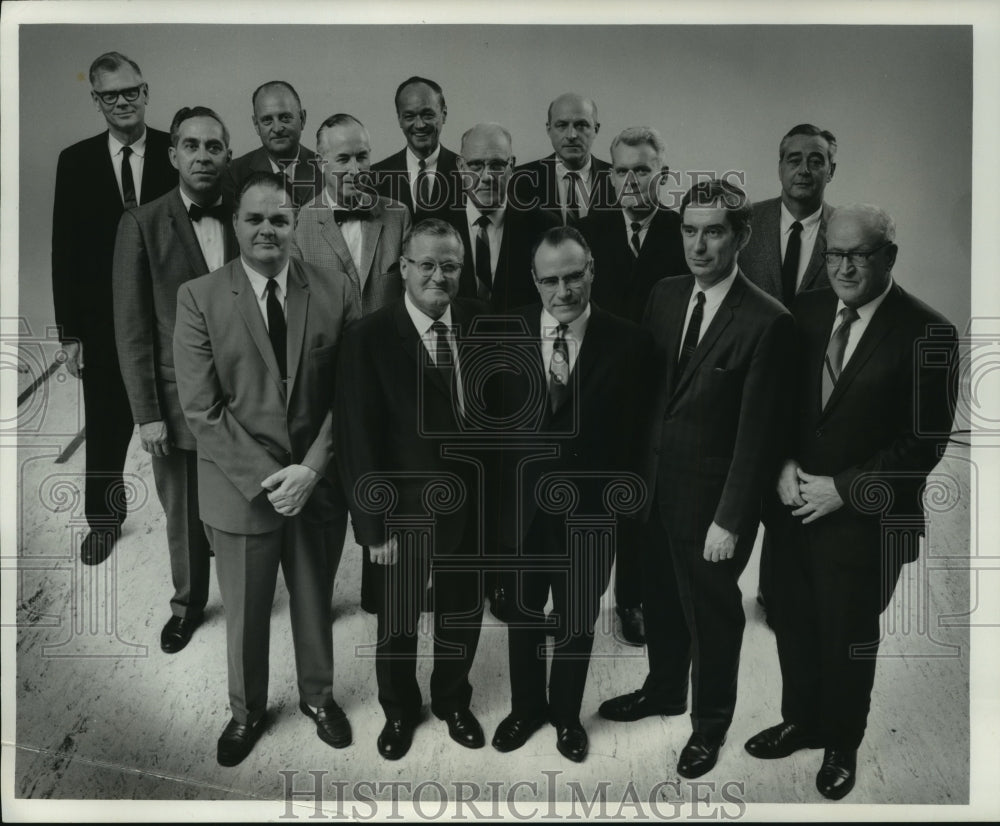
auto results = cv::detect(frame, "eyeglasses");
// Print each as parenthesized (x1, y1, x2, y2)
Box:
(94, 84, 146, 106)
(403, 257, 462, 276)
(463, 160, 511, 174)
(823, 242, 892, 268)
(534, 269, 590, 290)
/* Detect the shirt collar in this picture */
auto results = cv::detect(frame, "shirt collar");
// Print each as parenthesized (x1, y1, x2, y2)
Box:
(108, 127, 147, 158)
(836, 277, 894, 324)
(407, 144, 441, 170)
(466, 198, 506, 231)
(622, 209, 656, 232)
(780, 201, 823, 234)
(242, 257, 290, 300)
(404, 292, 454, 336)
(179, 188, 224, 213)
(541, 302, 592, 341)
(555, 156, 592, 181)
(267, 146, 301, 174)
(695, 263, 739, 305)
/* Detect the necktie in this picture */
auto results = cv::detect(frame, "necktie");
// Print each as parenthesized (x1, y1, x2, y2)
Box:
(676, 291, 706, 380)
(430, 320, 457, 401)
(475, 215, 493, 300)
(264, 279, 287, 381)
(332, 207, 371, 225)
(415, 158, 432, 213)
(188, 202, 228, 223)
(120, 145, 137, 208)
(564, 171, 581, 223)
(549, 323, 570, 413)
(781, 220, 803, 306)
(821, 306, 859, 407)
(630, 221, 642, 257)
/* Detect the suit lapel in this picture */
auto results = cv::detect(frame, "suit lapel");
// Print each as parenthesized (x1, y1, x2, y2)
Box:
(232, 261, 286, 396)
(661, 279, 695, 399)
(96, 133, 125, 211)
(393, 300, 451, 400)
(799, 202, 832, 293)
(358, 202, 385, 291)
(284, 260, 310, 402)
(319, 209, 361, 284)
(670, 275, 743, 400)
(764, 201, 784, 298)
(167, 190, 210, 274)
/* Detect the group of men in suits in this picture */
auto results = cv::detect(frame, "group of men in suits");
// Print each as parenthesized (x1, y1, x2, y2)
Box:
(51, 52, 958, 797)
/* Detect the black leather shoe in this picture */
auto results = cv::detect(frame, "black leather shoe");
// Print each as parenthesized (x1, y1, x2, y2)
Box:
(489, 585, 509, 622)
(80, 527, 120, 566)
(441, 708, 485, 749)
(555, 720, 588, 762)
(598, 690, 686, 722)
(377, 718, 416, 760)
(160, 614, 202, 654)
(492, 713, 548, 752)
(616, 606, 646, 646)
(816, 748, 857, 800)
(217, 714, 267, 766)
(677, 732, 726, 778)
(300, 700, 351, 748)
(745, 722, 821, 759)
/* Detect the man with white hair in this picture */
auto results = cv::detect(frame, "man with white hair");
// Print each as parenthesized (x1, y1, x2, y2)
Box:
(745, 204, 957, 800)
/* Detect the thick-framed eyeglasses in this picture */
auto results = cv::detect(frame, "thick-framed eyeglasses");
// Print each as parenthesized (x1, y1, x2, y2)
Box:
(463, 160, 512, 174)
(403, 257, 462, 277)
(534, 267, 591, 290)
(823, 242, 892, 268)
(94, 84, 147, 106)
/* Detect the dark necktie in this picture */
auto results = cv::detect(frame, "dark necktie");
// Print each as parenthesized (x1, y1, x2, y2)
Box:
(120, 145, 137, 208)
(676, 290, 706, 380)
(475, 215, 493, 300)
(781, 220, 803, 306)
(549, 323, 570, 413)
(821, 306, 859, 407)
(264, 279, 287, 381)
(332, 207, 371, 225)
(415, 159, 432, 213)
(564, 171, 581, 223)
(630, 221, 643, 257)
(430, 320, 457, 399)
(188, 202, 228, 223)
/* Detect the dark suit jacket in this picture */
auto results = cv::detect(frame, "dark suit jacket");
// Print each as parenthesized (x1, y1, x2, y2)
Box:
(740, 196, 835, 303)
(578, 207, 688, 324)
(641, 272, 795, 540)
(496, 304, 655, 549)
(224, 145, 324, 209)
(291, 195, 410, 316)
(334, 298, 488, 553)
(510, 154, 615, 224)
(445, 204, 560, 313)
(52, 128, 177, 354)
(370, 145, 462, 222)
(173, 257, 360, 534)
(780, 284, 957, 561)
(113, 188, 238, 451)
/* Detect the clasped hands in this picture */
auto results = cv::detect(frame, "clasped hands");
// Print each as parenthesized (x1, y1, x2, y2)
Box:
(776, 459, 843, 523)
(261, 464, 320, 517)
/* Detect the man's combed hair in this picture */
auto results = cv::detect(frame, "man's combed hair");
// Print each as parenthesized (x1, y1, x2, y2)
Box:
(235, 171, 287, 212)
(251, 80, 303, 111)
(779, 123, 838, 163)
(680, 179, 753, 236)
(530, 225, 592, 268)
(88, 51, 142, 85)
(393, 76, 446, 112)
(402, 218, 465, 259)
(169, 106, 230, 148)
(316, 113, 366, 146)
(609, 126, 667, 164)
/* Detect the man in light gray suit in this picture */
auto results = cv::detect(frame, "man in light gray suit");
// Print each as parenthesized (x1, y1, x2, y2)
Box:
(113, 105, 236, 654)
(292, 113, 411, 315)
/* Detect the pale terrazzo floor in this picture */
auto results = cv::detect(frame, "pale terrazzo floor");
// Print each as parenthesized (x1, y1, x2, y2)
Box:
(9, 352, 971, 810)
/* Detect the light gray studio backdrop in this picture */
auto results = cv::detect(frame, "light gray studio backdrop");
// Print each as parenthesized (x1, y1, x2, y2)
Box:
(18, 23, 971, 334)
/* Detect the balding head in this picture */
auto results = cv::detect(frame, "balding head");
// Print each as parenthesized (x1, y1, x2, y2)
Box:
(546, 93, 601, 170)
(825, 203, 898, 308)
(458, 123, 514, 213)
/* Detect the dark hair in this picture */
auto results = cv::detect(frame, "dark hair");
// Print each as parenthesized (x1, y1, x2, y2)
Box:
(679, 179, 753, 237)
(251, 80, 303, 112)
(235, 171, 287, 212)
(530, 225, 592, 269)
(779, 123, 838, 163)
(393, 76, 447, 113)
(169, 106, 230, 148)
(315, 113, 366, 147)
(402, 218, 465, 259)
(88, 51, 142, 85)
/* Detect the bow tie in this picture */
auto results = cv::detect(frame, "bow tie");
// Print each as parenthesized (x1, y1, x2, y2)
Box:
(188, 202, 228, 223)
(332, 207, 372, 225)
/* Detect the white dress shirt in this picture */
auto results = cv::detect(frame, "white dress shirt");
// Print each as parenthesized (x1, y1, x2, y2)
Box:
(406, 144, 441, 205)
(679, 265, 738, 354)
(179, 189, 226, 272)
(108, 128, 146, 204)
(242, 258, 289, 329)
(780, 202, 823, 289)
(324, 189, 364, 274)
(404, 293, 465, 415)
(540, 303, 591, 384)
(832, 278, 894, 366)
(555, 157, 593, 220)
(465, 200, 505, 280)
(622, 209, 655, 254)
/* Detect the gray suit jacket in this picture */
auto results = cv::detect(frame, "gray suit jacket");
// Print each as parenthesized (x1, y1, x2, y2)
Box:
(740, 196, 835, 304)
(113, 187, 238, 451)
(291, 195, 411, 316)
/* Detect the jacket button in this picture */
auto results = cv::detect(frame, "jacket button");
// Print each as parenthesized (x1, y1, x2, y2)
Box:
(815, 429, 823, 437)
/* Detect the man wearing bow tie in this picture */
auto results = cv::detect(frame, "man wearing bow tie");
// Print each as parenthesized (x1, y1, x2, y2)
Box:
(113, 106, 236, 654)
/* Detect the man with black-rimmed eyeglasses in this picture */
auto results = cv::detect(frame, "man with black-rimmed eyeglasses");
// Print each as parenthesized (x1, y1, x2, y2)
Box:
(51, 51, 177, 566)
